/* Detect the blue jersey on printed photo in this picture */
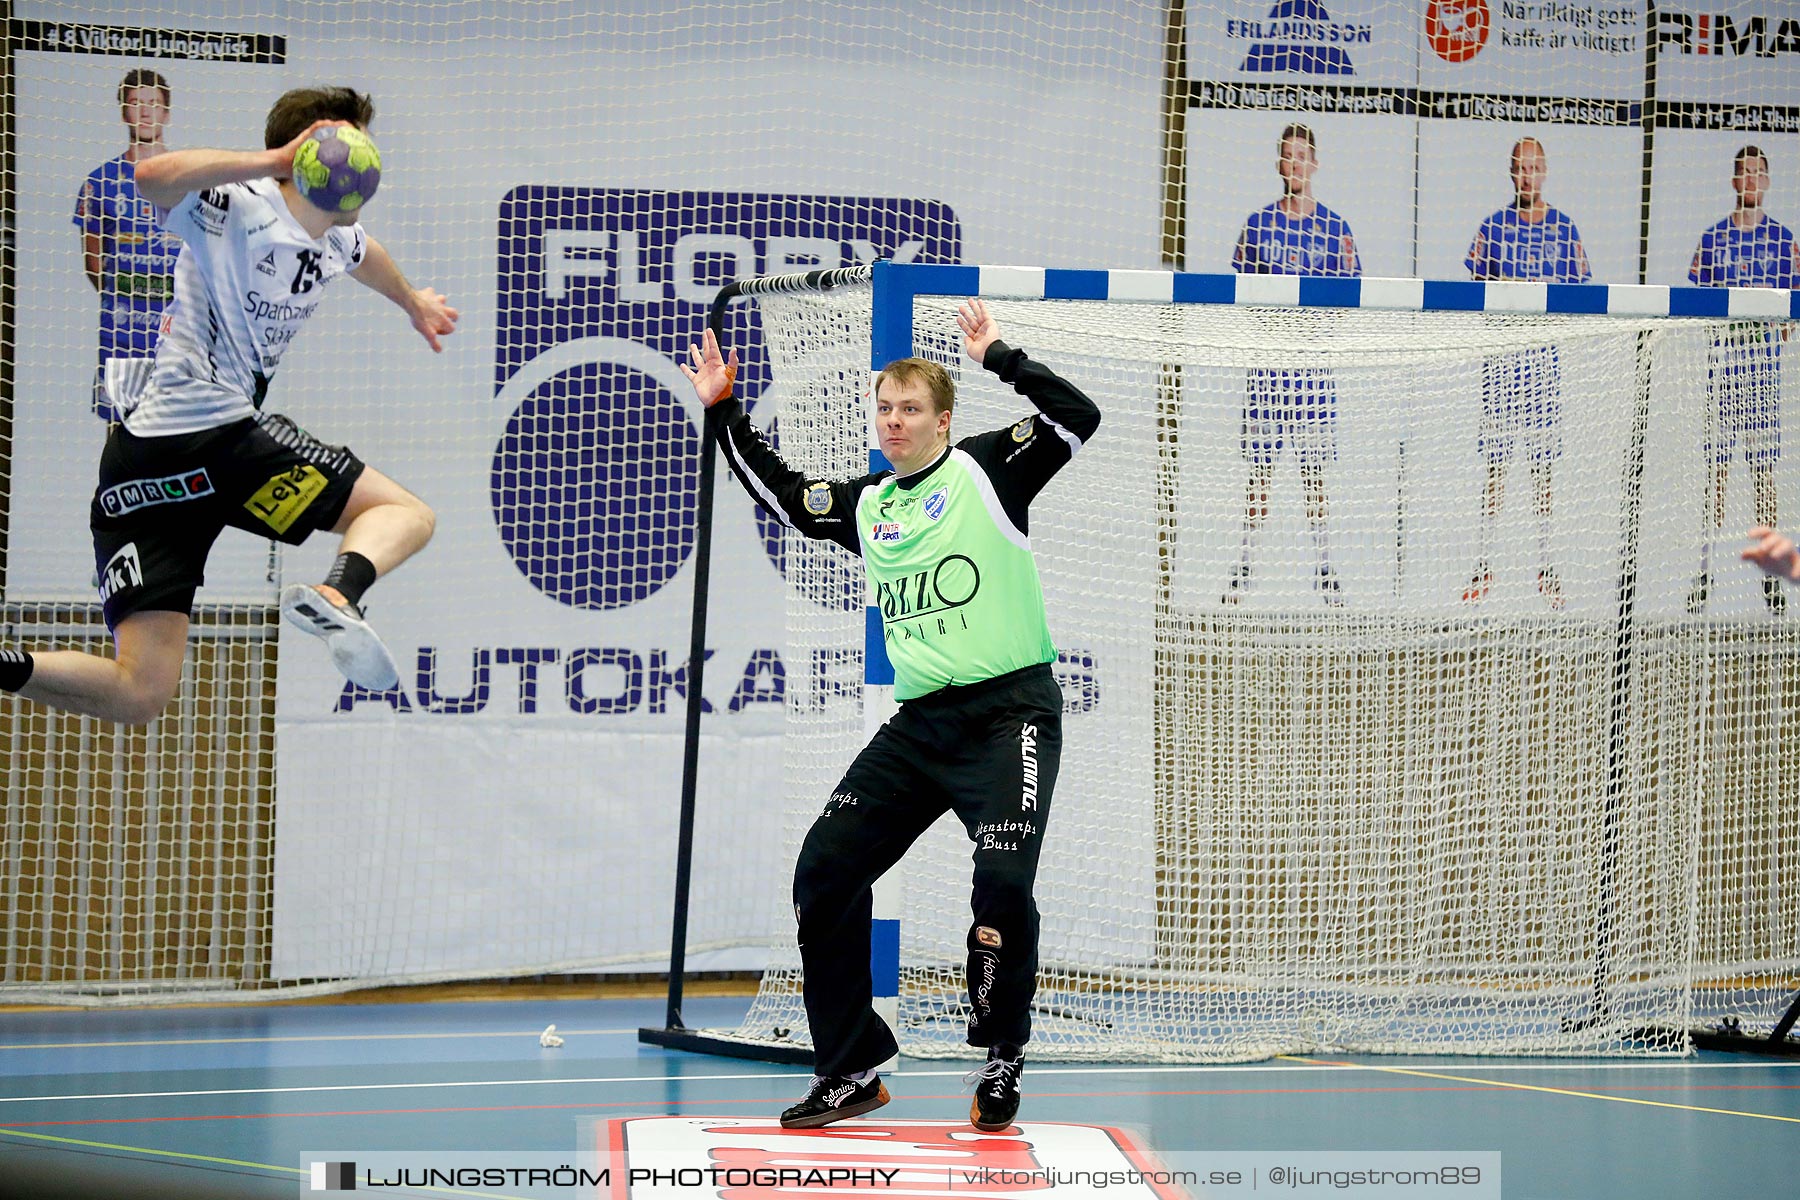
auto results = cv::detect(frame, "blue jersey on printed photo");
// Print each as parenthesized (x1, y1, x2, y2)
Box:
(1689, 212, 1798, 375)
(1691, 213, 1799, 463)
(1465, 206, 1591, 284)
(72, 154, 182, 363)
(1689, 213, 1800, 289)
(1467, 206, 1589, 454)
(1234, 202, 1359, 438)
(1234, 201, 1360, 278)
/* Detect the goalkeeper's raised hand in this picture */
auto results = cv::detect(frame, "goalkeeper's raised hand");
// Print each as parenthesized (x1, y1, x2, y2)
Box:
(958, 299, 1000, 364)
(680, 327, 739, 408)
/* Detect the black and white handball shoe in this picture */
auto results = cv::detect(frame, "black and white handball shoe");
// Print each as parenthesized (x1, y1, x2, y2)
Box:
(280, 584, 401, 691)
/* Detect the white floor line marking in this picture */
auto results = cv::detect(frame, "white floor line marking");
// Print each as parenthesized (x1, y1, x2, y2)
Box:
(3, 1058, 1794, 1106)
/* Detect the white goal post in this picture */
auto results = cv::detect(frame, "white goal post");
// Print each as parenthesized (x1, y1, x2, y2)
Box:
(653, 261, 1800, 1063)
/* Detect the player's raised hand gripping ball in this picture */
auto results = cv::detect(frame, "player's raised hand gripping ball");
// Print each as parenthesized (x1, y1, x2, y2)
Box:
(293, 125, 381, 214)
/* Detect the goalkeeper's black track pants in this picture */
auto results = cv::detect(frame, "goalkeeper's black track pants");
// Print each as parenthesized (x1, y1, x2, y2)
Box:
(792, 662, 1063, 1078)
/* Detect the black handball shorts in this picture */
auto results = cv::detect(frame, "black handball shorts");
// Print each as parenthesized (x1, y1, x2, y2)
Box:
(89, 411, 366, 629)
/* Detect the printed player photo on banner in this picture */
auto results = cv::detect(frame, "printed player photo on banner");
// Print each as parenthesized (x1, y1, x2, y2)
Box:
(1411, 120, 1641, 617)
(1416, 120, 1640, 284)
(1176, 110, 1415, 615)
(1184, 110, 1413, 278)
(1647, 133, 1800, 288)
(1639, 130, 1800, 621)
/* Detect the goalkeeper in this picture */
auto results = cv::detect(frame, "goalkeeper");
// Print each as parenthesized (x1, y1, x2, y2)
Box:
(0, 87, 457, 723)
(681, 299, 1100, 1133)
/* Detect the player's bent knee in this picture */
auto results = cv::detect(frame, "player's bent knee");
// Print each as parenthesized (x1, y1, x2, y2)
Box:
(114, 676, 181, 726)
(793, 855, 862, 917)
(414, 500, 438, 542)
(970, 872, 1035, 914)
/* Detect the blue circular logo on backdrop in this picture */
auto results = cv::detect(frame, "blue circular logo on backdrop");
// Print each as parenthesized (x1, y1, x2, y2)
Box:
(491, 339, 701, 611)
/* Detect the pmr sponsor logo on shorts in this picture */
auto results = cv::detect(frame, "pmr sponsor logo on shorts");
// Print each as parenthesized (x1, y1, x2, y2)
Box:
(98, 542, 143, 603)
(99, 467, 214, 517)
(244, 464, 326, 535)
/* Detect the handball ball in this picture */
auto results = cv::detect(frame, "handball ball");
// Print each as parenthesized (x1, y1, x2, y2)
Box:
(293, 125, 381, 213)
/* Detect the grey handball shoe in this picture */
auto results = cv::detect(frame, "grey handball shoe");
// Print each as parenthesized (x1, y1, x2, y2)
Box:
(280, 584, 401, 691)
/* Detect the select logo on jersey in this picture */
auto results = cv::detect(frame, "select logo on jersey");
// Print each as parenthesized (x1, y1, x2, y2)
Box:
(803, 482, 834, 515)
(1427, 0, 1489, 62)
(1655, 11, 1800, 57)
(99, 468, 215, 518)
(256, 250, 278, 277)
(98, 542, 143, 603)
(1231, 0, 1368, 75)
(244, 464, 327, 535)
(871, 521, 904, 543)
(922, 487, 949, 522)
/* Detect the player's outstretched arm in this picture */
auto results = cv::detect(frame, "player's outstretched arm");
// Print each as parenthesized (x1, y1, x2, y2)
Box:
(133, 118, 342, 211)
(351, 237, 459, 352)
(1742, 525, 1800, 584)
(679, 327, 740, 407)
(962, 299, 1101, 444)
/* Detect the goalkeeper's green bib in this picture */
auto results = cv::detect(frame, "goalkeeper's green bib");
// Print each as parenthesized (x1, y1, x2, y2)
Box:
(858, 448, 1055, 701)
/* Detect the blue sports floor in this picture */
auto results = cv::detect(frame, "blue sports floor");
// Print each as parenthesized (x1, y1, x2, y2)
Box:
(1, 992, 1796, 1199)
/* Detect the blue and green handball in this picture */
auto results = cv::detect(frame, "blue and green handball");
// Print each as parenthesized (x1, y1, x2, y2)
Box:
(293, 125, 381, 213)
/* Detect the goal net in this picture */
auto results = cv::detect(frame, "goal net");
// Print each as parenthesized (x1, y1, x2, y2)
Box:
(709, 263, 1800, 1061)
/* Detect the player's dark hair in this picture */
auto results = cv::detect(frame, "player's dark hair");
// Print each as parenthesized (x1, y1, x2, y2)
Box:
(117, 69, 171, 117)
(1735, 145, 1768, 173)
(264, 86, 375, 149)
(875, 358, 956, 417)
(1278, 123, 1316, 152)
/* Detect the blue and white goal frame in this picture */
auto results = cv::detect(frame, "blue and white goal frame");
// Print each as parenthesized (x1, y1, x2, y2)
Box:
(642, 261, 1799, 1066)
(871, 259, 1799, 333)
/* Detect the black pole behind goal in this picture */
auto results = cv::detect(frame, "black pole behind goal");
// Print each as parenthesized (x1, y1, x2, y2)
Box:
(639, 268, 871, 1066)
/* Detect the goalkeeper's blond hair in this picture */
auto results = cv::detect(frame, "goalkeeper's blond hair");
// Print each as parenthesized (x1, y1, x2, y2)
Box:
(875, 357, 955, 416)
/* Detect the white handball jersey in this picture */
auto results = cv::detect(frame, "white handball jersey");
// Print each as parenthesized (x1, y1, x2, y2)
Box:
(123, 179, 366, 436)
